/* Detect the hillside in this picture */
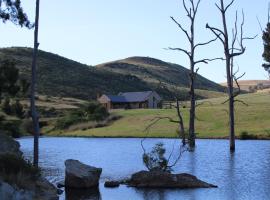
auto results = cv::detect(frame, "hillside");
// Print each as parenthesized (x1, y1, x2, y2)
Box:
(0, 47, 225, 100)
(221, 80, 270, 92)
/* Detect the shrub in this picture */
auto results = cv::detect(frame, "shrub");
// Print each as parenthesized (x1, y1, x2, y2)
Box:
(143, 142, 172, 173)
(11, 100, 25, 119)
(1, 97, 12, 115)
(0, 153, 40, 187)
(0, 120, 22, 138)
(55, 101, 109, 130)
(239, 131, 258, 140)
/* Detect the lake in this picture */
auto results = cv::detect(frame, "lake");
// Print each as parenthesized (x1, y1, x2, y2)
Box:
(18, 137, 270, 200)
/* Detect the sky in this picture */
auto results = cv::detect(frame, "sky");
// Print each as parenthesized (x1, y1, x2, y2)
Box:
(0, 0, 269, 83)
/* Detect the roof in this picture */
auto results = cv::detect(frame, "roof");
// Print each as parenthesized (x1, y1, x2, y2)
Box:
(104, 91, 159, 103)
(106, 95, 127, 103)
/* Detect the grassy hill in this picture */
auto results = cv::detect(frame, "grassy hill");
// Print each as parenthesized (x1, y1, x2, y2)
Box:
(48, 92, 270, 139)
(0, 47, 225, 100)
(221, 80, 270, 92)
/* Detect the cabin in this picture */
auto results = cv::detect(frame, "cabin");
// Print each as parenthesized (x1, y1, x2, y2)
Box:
(98, 91, 162, 110)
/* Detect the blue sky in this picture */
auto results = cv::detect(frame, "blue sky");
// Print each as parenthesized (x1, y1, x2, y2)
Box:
(0, 0, 268, 83)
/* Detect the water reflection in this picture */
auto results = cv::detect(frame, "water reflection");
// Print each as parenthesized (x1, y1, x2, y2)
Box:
(65, 188, 101, 200)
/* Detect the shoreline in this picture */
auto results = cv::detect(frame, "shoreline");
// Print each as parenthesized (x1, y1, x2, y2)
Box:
(19, 134, 270, 141)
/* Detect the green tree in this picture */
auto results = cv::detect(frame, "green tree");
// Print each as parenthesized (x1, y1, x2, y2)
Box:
(262, 23, 270, 78)
(0, 60, 20, 101)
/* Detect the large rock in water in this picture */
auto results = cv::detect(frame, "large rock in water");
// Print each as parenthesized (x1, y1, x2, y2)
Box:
(65, 159, 102, 188)
(126, 170, 217, 188)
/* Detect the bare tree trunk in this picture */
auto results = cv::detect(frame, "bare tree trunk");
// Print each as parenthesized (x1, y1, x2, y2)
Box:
(206, 0, 255, 152)
(31, 0, 40, 167)
(189, 76, 196, 147)
(176, 99, 185, 145)
(170, 0, 220, 148)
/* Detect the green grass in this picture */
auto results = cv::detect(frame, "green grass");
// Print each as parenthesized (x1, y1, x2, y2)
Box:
(47, 92, 270, 139)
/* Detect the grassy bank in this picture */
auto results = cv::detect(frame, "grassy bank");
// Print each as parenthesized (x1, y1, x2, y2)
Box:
(47, 92, 270, 139)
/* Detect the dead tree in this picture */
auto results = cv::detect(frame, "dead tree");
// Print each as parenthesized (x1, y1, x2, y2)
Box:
(31, 0, 40, 167)
(169, 0, 221, 148)
(143, 98, 186, 145)
(206, 0, 255, 151)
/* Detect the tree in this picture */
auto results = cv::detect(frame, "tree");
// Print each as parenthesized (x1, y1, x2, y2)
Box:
(169, 0, 220, 148)
(31, 0, 40, 167)
(262, 21, 270, 79)
(206, 0, 254, 151)
(0, 60, 20, 101)
(0, 0, 32, 28)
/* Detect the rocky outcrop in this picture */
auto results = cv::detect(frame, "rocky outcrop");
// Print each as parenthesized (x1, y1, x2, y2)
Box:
(0, 180, 33, 200)
(126, 170, 217, 188)
(33, 177, 59, 200)
(0, 178, 58, 200)
(65, 159, 102, 188)
(0, 133, 59, 200)
(0, 133, 22, 156)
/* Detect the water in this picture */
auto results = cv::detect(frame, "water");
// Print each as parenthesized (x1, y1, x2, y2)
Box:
(18, 137, 270, 200)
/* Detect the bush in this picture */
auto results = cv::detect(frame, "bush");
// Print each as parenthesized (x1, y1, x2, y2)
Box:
(143, 142, 172, 173)
(11, 100, 25, 119)
(0, 153, 40, 187)
(0, 120, 22, 138)
(1, 97, 12, 115)
(239, 131, 258, 140)
(55, 101, 109, 130)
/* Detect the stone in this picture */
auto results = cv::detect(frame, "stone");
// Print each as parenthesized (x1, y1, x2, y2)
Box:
(126, 170, 217, 188)
(104, 181, 120, 188)
(65, 159, 102, 188)
(0, 133, 22, 156)
(0, 180, 33, 200)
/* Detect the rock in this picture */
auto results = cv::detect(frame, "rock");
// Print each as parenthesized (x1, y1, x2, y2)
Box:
(0, 133, 22, 156)
(104, 181, 120, 188)
(126, 170, 217, 188)
(56, 180, 65, 188)
(33, 177, 59, 200)
(0, 180, 33, 200)
(65, 159, 102, 188)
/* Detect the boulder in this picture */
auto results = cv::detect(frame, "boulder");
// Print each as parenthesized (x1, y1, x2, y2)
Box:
(0, 133, 22, 156)
(65, 159, 102, 188)
(126, 170, 217, 188)
(0, 180, 33, 200)
(33, 177, 59, 200)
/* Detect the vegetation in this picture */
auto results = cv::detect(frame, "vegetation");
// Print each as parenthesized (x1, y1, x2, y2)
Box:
(48, 93, 270, 139)
(239, 131, 258, 140)
(0, 47, 226, 101)
(143, 143, 172, 172)
(55, 102, 109, 130)
(0, 153, 40, 188)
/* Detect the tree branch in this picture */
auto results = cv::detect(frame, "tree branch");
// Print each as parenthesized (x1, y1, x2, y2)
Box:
(171, 16, 191, 42)
(166, 47, 191, 58)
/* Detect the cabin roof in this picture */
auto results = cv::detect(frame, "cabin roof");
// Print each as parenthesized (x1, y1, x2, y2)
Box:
(104, 91, 159, 103)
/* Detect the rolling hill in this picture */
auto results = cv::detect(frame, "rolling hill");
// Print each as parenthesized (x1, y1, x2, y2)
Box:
(0, 47, 226, 100)
(220, 80, 270, 92)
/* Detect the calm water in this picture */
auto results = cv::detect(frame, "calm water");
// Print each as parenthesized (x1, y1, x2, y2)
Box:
(18, 137, 270, 200)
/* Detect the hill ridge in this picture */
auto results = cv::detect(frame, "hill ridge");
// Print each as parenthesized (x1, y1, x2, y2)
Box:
(0, 47, 226, 100)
